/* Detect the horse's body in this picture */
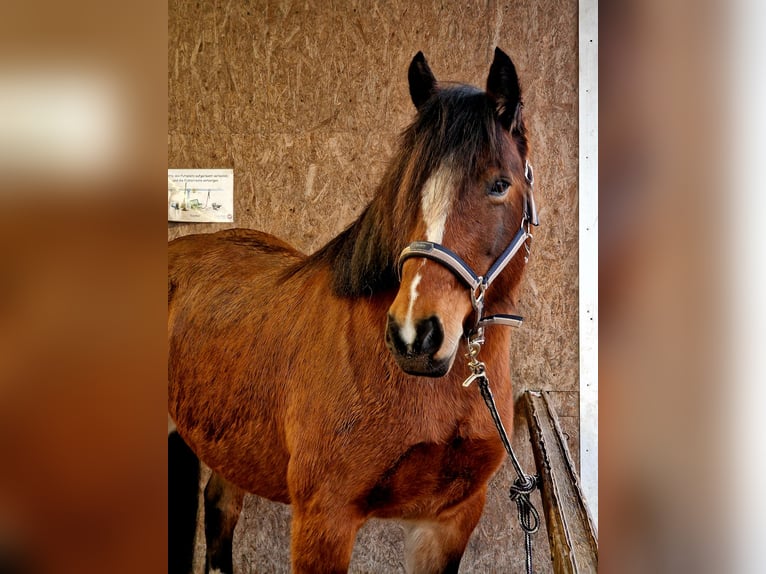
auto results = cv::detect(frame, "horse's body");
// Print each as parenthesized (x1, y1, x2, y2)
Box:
(169, 49, 533, 573)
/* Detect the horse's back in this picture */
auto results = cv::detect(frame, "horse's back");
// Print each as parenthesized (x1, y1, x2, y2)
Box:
(169, 227, 300, 252)
(168, 228, 303, 299)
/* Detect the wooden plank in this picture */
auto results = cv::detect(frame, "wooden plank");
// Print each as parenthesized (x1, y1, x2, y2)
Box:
(524, 391, 598, 573)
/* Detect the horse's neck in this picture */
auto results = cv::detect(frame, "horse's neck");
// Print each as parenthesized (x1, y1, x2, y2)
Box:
(307, 195, 405, 299)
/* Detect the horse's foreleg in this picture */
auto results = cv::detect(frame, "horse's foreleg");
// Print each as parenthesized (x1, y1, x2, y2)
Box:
(168, 429, 200, 574)
(403, 488, 487, 574)
(203, 471, 245, 574)
(290, 505, 362, 574)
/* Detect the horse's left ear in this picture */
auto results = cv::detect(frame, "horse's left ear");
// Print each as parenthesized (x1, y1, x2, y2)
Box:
(486, 47, 523, 134)
(408, 52, 437, 110)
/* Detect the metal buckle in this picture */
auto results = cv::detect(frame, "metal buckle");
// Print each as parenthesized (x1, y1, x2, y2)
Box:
(524, 160, 534, 185)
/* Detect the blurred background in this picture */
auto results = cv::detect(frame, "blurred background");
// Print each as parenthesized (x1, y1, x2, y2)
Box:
(600, 1, 724, 571)
(1, 0, 765, 573)
(0, 1, 166, 573)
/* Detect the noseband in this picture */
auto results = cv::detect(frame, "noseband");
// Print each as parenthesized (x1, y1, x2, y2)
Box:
(397, 160, 539, 336)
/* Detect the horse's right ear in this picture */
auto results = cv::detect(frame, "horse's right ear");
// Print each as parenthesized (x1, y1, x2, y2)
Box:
(486, 47, 523, 134)
(408, 52, 437, 110)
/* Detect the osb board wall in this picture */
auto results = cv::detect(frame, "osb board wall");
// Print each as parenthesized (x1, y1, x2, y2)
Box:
(169, 0, 578, 571)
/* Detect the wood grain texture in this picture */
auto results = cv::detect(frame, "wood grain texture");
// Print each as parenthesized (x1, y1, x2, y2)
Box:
(169, 0, 578, 570)
(524, 391, 597, 573)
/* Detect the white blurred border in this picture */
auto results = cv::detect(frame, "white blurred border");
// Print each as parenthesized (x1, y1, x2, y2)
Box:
(732, 0, 766, 572)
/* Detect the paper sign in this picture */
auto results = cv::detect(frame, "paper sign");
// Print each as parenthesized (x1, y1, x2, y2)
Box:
(168, 169, 234, 223)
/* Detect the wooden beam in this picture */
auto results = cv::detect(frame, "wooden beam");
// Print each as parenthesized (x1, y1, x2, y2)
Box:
(524, 391, 598, 573)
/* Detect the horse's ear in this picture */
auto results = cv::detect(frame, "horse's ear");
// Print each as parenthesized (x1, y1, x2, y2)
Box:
(486, 47, 523, 134)
(408, 52, 437, 110)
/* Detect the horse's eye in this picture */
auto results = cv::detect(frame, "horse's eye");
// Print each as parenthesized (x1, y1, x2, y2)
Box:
(488, 179, 510, 197)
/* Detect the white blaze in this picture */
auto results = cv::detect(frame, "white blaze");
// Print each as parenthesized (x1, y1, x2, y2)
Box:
(399, 165, 455, 347)
(400, 272, 422, 345)
(421, 165, 454, 243)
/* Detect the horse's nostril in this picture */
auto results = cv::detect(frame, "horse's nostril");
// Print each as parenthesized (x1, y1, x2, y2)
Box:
(415, 316, 443, 356)
(386, 314, 408, 355)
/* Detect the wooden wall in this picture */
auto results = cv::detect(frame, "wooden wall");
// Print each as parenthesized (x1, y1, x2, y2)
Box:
(169, 0, 578, 570)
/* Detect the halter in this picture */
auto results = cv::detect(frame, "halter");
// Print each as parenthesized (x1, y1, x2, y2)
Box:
(397, 160, 539, 336)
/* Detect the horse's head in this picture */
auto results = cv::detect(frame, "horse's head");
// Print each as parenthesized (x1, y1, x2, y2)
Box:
(385, 48, 533, 377)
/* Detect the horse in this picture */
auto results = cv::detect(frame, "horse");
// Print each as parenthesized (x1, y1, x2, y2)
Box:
(168, 47, 537, 574)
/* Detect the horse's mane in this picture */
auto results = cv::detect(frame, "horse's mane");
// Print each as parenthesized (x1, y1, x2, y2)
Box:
(295, 84, 524, 298)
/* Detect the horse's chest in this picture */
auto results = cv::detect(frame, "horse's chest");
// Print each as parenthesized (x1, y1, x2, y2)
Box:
(365, 434, 505, 519)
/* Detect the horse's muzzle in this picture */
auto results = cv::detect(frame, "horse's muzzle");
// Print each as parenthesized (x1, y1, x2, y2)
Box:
(385, 314, 450, 377)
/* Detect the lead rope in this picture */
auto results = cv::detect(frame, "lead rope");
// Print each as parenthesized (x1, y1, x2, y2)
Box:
(463, 286, 540, 574)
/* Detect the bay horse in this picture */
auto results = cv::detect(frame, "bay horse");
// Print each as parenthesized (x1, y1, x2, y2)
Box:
(168, 48, 536, 574)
